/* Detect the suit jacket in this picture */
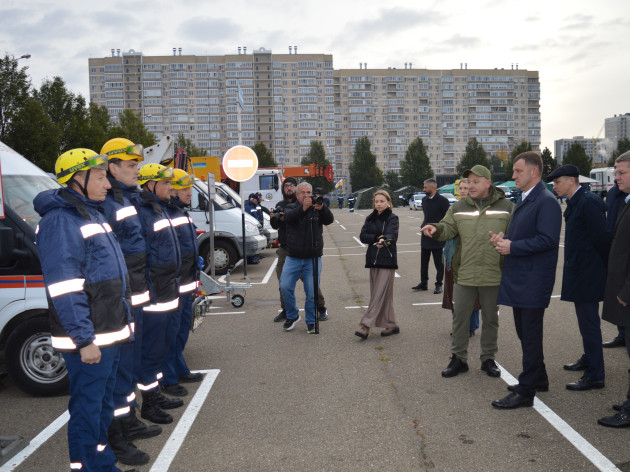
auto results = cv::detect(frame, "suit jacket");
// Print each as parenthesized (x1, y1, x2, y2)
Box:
(602, 200, 630, 327)
(497, 180, 561, 308)
(421, 193, 450, 249)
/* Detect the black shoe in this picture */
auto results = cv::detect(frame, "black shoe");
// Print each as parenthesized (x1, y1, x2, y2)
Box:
(492, 392, 534, 409)
(179, 372, 203, 383)
(507, 383, 549, 393)
(481, 359, 501, 377)
(613, 404, 623, 412)
(598, 411, 630, 428)
(412, 284, 428, 291)
(140, 391, 173, 424)
(162, 383, 188, 397)
(563, 358, 588, 371)
(107, 419, 150, 466)
(282, 315, 300, 331)
(566, 376, 605, 391)
(441, 355, 469, 378)
(433, 285, 443, 294)
(603, 337, 626, 348)
(155, 392, 184, 410)
(318, 307, 329, 321)
(273, 310, 287, 322)
(469, 330, 476, 337)
(119, 408, 162, 440)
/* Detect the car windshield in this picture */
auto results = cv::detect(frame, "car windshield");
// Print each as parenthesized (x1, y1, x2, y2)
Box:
(3, 174, 60, 229)
(192, 180, 234, 210)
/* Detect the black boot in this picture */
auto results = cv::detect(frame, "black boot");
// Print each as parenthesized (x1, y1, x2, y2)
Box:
(107, 418, 150, 466)
(141, 390, 173, 424)
(155, 391, 184, 410)
(120, 407, 162, 440)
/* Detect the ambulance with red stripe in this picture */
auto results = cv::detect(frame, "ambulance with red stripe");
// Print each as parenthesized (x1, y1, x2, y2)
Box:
(0, 141, 69, 395)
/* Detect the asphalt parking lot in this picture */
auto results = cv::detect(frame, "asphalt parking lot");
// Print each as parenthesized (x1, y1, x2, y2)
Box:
(1, 204, 629, 472)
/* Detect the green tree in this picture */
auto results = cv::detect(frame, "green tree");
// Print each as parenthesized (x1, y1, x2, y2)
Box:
(384, 170, 401, 190)
(252, 142, 277, 167)
(0, 54, 31, 141)
(108, 109, 156, 147)
(456, 138, 490, 176)
(175, 134, 207, 157)
(562, 142, 592, 176)
(349, 136, 383, 190)
(608, 138, 630, 166)
(505, 141, 533, 180)
(82, 103, 112, 152)
(399, 137, 433, 187)
(301, 140, 334, 194)
(6, 98, 60, 172)
(541, 147, 557, 179)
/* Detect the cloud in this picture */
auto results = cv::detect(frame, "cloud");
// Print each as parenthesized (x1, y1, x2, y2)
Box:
(176, 17, 242, 43)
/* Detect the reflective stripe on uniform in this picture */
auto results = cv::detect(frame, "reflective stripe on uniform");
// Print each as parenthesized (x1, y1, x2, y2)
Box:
(153, 219, 171, 232)
(156, 372, 163, 380)
(131, 290, 150, 306)
(70, 463, 82, 469)
(454, 211, 480, 216)
(97, 444, 106, 452)
(80, 223, 111, 239)
(179, 281, 198, 293)
(114, 406, 130, 417)
(127, 392, 136, 403)
(143, 298, 179, 312)
(171, 216, 189, 227)
(51, 325, 130, 350)
(485, 210, 511, 215)
(138, 380, 159, 391)
(48, 278, 85, 298)
(116, 206, 138, 221)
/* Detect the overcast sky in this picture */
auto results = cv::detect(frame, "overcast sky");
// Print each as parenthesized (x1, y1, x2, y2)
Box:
(2, 0, 629, 153)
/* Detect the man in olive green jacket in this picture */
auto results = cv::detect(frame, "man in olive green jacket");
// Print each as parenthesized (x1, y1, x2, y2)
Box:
(421, 165, 514, 378)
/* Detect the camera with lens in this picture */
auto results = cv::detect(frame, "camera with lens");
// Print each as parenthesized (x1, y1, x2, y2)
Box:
(311, 195, 324, 205)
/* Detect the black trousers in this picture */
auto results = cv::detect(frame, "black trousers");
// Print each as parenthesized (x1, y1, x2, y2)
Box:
(421, 247, 444, 286)
(513, 307, 548, 398)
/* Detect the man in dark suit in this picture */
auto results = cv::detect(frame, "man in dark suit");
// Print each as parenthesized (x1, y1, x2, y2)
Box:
(548, 164, 609, 391)
(489, 151, 562, 409)
(598, 151, 630, 427)
(412, 178, 450, 294)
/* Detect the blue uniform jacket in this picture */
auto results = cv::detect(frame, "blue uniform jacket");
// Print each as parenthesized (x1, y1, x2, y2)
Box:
(561, 186, 610, 303)
(498, 180, 561, 309)
(244, 199, 263, 224)
(133, 191, 181, 308)
(166, 197, 199, 294)
(103, 179, 150, 307)
(34, 188, 131, 351)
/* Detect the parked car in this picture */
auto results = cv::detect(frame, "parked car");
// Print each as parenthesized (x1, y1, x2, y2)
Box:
(441, 193, 458, 205)
(409, 193, 426, 210)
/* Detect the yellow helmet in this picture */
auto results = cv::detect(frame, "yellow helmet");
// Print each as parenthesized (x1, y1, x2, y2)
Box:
(138, 163, 174, 186)
(55, 149, 107, 185)
(101, 138, 144, 162)
(171, 168, 195, 189)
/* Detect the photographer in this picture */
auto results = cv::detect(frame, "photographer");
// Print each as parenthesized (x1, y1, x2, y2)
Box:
(280, 182, 334, 333)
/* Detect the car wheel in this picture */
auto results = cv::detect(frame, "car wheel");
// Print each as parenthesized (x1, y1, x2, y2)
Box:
(5, 317, 69, 396)
(207, 240, 238, 276)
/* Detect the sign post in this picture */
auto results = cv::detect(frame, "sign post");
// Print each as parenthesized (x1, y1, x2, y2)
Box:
(206, 172, 216, 279)
(222, 145, 259, 279)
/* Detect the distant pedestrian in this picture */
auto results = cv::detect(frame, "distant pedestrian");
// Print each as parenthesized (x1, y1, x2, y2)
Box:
(413, 178, 450, 294)
(490, 152, 561, 410)
(355, 190, 400, 340)
(548, 164, 609, 391)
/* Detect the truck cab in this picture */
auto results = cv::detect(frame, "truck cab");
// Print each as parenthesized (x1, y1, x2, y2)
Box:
(0, 141, 69, 396)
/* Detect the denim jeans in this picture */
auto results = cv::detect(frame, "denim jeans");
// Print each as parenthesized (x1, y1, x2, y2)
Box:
(280, 256, 321, 325)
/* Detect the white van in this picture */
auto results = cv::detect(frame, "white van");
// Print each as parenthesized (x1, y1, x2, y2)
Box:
(0, 141, 69, 396)
(189, 179, 267, 275)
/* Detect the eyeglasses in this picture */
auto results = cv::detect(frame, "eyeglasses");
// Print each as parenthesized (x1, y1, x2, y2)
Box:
(56, 155, 108, 179)
(283, 182, 295, 188)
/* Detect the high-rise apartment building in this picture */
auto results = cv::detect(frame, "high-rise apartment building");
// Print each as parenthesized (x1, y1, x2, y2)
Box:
(554, 136, 606, 165)
(88, 48, 540, 180)
(605, 113, 630, 155)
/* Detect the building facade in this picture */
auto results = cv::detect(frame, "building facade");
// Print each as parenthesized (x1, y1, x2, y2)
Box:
(554, 136, 606, 166)
(605, 113, 630, 156)
(88, 48, 541, 181)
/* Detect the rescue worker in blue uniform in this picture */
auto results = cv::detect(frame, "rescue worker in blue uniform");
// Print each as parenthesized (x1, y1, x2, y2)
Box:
(244, 193, 263, 264)
(160, 169, 203, 397)
(34, 149, 133, 472)
(101, 138, 161, 466)
(133, 163, 184, 425)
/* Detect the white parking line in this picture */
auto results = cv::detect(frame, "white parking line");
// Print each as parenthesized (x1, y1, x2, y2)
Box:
(150, 369, 220, 472)
(261, 258, 278, 284)
(353, 236, 366, 247)
(339, 224, 347, 230)
(497, 366, 620, 472)
(0, 369, 221, 472)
